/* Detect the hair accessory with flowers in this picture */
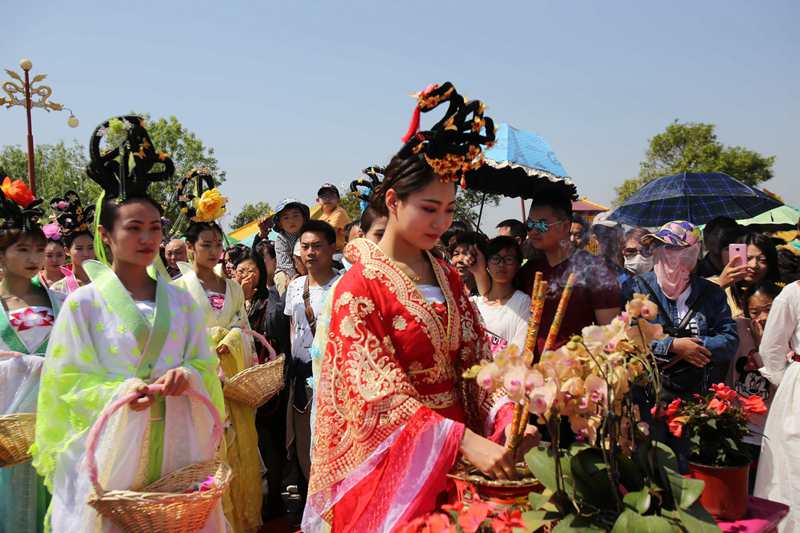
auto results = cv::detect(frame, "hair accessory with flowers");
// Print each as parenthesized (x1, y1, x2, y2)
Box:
(42, 222, 62, 242)
(398, 82, 496, 187)
(0, 171, 44, 232)
(49, 190, 95, 238)
(87, 115, 175, 201)
(176, 168, 227, 223)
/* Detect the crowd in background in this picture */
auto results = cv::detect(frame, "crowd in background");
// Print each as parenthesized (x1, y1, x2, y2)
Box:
(20, 174, 800, 528)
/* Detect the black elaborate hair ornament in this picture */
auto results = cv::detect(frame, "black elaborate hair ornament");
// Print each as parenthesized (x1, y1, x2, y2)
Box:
(350, 166, 384, 203)
(50, 190, 94, 237)
(87, 115, 175, 200)
(399, 82, 495, 187)
(176, 167, 227, 223)
(0, 170, 44, 232)
(350, 166, 384, 215)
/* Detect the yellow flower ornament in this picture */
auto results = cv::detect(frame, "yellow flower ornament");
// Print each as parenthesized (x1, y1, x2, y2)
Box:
(193, 188, 227, 222)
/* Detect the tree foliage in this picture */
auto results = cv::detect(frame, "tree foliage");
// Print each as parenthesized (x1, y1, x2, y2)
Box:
(614, 121, 776, 205)
(134, 114, 226, 226)
(0, 114, 226, 233)
(231, 201, 272, 230)
(0, 141, 102, 204)
(339, 191, 363, 221)
(456, 188, 501, 228)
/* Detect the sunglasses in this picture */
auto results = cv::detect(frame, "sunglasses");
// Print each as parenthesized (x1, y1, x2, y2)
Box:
(526, 219, 568, 233)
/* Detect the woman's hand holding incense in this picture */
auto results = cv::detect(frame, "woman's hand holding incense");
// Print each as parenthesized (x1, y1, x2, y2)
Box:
(461, 429, 518, 480)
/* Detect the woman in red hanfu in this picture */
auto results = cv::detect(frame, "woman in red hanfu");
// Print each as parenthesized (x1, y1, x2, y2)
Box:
(304, 83, 537, 532)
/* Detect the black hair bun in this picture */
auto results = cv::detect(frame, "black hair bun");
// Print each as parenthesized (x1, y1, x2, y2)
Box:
(87, 115, 175, 200)
(50, 190, 94, 237)
(399, 82, 495, 185)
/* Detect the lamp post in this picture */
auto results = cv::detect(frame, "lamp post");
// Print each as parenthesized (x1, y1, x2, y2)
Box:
(1, 58, 79, 195)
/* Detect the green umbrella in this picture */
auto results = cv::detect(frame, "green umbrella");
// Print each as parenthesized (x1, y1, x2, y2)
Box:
(737, 205, 800, 226)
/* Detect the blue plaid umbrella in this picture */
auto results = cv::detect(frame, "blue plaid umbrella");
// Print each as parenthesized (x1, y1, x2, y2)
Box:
(608, 172, 782, 227)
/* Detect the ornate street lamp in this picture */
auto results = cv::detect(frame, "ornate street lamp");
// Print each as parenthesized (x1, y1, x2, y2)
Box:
(1, 58, 79, 195)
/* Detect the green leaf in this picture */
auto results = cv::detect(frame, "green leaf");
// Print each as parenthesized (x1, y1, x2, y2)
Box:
(616, 453, 645, 492)
(520, 510, 551, 533)
(708, 418, 718, 430)
(525, 446, 560, 492)
(528, 490, 558, 512)
(677, 503, 722, 533)
(665, 467, 705, 510)
(570, 448, 616, 509)
(612, 510, 675, 533)
(552, 514, 606, 533)
(623, 489, 652, 514)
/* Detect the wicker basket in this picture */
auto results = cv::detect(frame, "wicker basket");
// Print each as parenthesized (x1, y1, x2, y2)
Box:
(86, 384, 231, 533)
(223, 354, 285, 409)
(0, 412, 36, 467)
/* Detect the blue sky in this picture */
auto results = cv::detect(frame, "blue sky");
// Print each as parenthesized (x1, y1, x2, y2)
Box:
(4, 0, 798, 230)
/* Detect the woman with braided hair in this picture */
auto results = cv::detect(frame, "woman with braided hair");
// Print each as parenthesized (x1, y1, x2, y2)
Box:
(31, 117, 225, 532)
(173, 168, 263, 532)
(304, 83, 537, 532)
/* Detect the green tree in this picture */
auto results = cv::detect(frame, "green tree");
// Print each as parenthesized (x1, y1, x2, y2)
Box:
(339, 191, 362, 221)
(134, 114, 226, 225)
(0, 141, 102, 204)
(613, 121, 776, 205)
(456, 189, 501, 227)
(231, 201, 272, 230)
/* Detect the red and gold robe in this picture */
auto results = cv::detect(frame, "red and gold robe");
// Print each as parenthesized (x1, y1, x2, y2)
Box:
(304, 239, 511, 532)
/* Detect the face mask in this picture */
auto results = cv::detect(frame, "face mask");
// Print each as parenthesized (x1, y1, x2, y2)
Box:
(624, 254, 654, 276)
(653, 244, 700, 300)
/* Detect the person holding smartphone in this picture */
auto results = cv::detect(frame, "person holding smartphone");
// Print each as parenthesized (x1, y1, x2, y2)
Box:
(621, 220, 739, 471)
(712, 232, 780, 318)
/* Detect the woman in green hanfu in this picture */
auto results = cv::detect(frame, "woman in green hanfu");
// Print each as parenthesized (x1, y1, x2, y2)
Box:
(0, 171, 61, 533)
(31, 116, 225, 532)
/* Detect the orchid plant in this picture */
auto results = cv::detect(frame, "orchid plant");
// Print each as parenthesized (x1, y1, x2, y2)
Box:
(463, 294, 720, 532)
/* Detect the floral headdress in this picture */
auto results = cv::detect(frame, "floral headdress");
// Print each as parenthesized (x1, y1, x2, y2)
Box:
(176, 168, 227, 223)
(349, 166, 384, 215)
(49, 190, 95, 238)
(87, 115, 174, 201)
(399, 81, 495, 186)
(0, 171, 44, 232)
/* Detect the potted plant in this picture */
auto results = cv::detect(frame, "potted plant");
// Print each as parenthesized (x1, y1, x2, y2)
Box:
(459, 294, 722, 532)
(662, 383, 767, 520)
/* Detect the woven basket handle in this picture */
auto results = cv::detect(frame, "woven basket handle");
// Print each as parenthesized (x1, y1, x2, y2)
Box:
(85, 383, 223, 496)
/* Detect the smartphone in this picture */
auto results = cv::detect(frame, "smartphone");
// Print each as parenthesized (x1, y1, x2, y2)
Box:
(729, 243, 747, 265)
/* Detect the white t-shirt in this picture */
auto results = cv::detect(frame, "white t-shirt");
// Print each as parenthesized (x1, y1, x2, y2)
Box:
(285, 273, 340, 364)
(471, 290, 532, 356)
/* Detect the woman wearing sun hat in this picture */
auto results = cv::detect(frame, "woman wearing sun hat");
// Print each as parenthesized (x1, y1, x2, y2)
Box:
(621, 220, 739, 470)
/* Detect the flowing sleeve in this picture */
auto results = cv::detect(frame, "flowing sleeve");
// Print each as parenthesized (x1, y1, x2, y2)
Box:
(180, 290, 225, 416)
(304, 270, 466, 532)
(452, 272, 514, 440)
(759, 283, 800, 386)
(31, 294, 133, 489)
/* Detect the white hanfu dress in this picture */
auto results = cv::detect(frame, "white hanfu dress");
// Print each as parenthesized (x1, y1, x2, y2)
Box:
(31, 260, 226, 533)
(754, 281, 800, 532)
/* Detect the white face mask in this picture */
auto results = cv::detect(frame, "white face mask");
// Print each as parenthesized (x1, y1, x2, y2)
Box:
(624, 253, 654, 276)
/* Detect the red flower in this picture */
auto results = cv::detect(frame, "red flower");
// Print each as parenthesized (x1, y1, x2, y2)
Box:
(491, 509, 526, 533)
(711, 383, 738, 402)
(665, 398, 682, 418)
(1, 177, 35, 208)
(399, 512, 454, 533)
(668, 416, 687, 437)
(457, 501, 490, 533)
(741, 394, 768, 416)
(708, 398, 729, 415)
(441, 501, 464, 514)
